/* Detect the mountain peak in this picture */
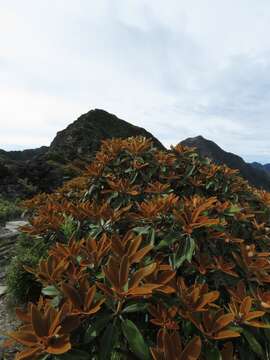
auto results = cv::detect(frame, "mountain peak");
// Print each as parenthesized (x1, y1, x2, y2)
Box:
(50, 109, 164, 160)
(0, 109, 164, 198)
(181, 135, 270, 191)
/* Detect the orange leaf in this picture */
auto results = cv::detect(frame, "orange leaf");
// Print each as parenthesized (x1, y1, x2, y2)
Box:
(85, 285, 96, 311)
(128, 283, 160, 296)
(60, 315, 81, 333)
(46, 335, 71, 354)
(127, 235, 142, 256)
(180, 336, 201, 360)
(212, 313, 234, 333)
(129, 263, 157, 289)
(9, 331, 38, 347)
(15, 347, 41, 360)
(119, 255, 130, 288)
(240, 297, 252, 315)
(220, 342, 234, 360)
(245, 320, 270, 328)
(244, 311, 265, 321)
(31, 304, 48, 338)
(96, 282, 115, 299)
(16, 308, 31, 323)
(130, 244, 153, 263)
(213, 330, 241, 340)
(62, 283, 82, 309)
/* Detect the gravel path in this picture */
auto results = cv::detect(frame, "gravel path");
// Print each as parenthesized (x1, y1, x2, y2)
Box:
(0, 220, 28, 360)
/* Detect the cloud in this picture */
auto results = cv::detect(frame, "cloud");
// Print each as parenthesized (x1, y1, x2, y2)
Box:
(0, 0, 269, 162)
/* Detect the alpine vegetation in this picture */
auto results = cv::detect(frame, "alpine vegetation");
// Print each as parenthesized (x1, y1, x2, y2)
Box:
(7, 137, 270, 360)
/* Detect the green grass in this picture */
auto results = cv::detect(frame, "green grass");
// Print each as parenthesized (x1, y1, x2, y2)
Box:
(0, 196, 22, 225)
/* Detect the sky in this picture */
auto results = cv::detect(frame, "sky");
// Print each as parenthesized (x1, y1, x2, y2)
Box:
(0, 0, 270, 163)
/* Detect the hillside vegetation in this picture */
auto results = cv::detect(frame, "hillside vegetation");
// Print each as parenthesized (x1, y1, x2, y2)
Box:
(6, 137, 270, 360)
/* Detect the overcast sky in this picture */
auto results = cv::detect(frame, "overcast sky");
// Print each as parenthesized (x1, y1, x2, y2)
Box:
(1, 1, 270, 163)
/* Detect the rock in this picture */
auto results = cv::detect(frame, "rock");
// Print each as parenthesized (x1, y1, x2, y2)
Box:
(0, 220, 26, 358)
(0, 285, 7, 297)
(5, 221, 28, 234)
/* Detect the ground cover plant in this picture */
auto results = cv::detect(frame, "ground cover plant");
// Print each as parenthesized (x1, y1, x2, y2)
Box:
(6, 233, 50, 303)
(5, 137, 270, 359)
(0, 196, 22, 225)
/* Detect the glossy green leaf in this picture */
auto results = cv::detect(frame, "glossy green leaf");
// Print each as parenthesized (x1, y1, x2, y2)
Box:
(99, 322, 115, 360)
(173, 236, 195, 268)
(84, 313, 113, 343)
(132, 226, 151, 235)
(121, 319, 151, 360)
(204, 347, 222, 360)
(122, 303, 148, 313)
(243, 329, 264, 358)
(42, 285, 60, 297)
(56, 350, 91, 360)
(156, 231, 180, 249)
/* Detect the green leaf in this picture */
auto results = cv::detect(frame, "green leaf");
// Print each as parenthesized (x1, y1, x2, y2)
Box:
(181, 321, 197, 336)
(42, 285, 60, 297)
(130, 172, 138, 184)
(264, 326, 270, 342)
(156, 231, 181, 249)
(99, 322, 115, 360)
(243, 329, 264, 358)
(107, 191, 119, 203)
(121, 319, 151, 360)
(228, 326, 243, 334)
(39, 355, 50, 360)
(149, 228, 155, 245)
(56, 350, 91, 359)
(132, 226, 151, 235)
(173, 236, 195, 269)
(87, 184, 98, 197)
(122, 303, 148, 313)
(184, 164, 196, 179)
(225, 205, 242, 216)
(206, 180, 215, 190)
(204, 347, 222, 360)
(50, 295, 62, 308)
(84, 313, 113, 343)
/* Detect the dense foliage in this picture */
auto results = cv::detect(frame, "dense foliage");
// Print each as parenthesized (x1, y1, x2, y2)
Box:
(7, 137, 270, 359)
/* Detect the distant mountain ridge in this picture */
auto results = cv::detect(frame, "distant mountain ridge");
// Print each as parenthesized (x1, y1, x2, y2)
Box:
(0, 147, 48, 162)
(250, 162, 270, 174)
(181, 136, 270, 191)
(0, 111, 269, 198)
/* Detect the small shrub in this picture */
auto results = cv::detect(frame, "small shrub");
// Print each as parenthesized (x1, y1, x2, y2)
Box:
(0, 196, 22, 225)
(6, 234, 50, 303)
(17, 177, 38, 197)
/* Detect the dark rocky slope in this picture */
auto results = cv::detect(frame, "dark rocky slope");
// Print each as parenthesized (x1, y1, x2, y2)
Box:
(251, 162, 270, 174)
(0, 109, 164, 198)
(181, 135, 270, 191)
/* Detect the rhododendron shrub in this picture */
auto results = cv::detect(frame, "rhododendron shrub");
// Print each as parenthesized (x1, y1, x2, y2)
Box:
(7, 137, 270, 359)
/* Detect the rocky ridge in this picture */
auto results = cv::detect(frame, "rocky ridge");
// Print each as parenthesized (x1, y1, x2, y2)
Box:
(181, 135, 270, 191)
(0, 109, 164, 199)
